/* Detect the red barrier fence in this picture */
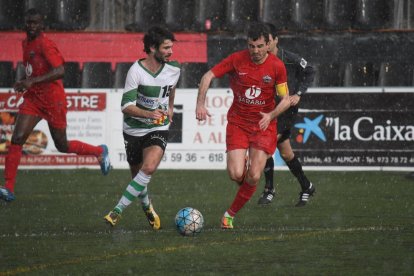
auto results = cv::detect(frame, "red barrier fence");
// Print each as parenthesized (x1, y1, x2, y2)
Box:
(0, 32, 207, 70)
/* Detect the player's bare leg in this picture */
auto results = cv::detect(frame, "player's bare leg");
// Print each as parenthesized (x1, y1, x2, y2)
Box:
(227, 149, 248, 185)
(105, 146, 161, 229)
(222, 148, 266, 228)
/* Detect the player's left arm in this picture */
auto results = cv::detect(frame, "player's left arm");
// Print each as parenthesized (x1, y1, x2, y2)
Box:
(259, 61, 291, 130)
(285, 50, 316, 106)
(259, 86, 290, 131)
(272, 60, 291, 119)
(269, 82, 291, 119)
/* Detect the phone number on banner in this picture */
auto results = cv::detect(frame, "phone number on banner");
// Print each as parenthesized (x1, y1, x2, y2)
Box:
(159, 150, 227, 169)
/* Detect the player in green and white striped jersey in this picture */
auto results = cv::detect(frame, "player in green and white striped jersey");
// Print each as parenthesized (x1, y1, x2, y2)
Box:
(104, 26, 180, 230)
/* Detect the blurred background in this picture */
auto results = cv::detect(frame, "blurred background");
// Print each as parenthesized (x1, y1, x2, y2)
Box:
(0, 0, 413, 90)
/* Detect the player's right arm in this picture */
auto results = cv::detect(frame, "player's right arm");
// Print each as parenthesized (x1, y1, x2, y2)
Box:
(14, 66, 64, 92)
(196, 70, 215, 121)
(121, 64, 166, 121)
(123, 105, 166, 121)
(196, 53, 237, 121)
(14, 39, 65, 92)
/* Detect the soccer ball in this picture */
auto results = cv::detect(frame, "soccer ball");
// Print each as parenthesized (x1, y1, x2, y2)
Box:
(175, 207, 204, 236)
(23, 130, 48, 155)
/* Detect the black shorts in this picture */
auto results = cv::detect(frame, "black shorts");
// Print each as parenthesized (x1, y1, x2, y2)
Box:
(123, 131, 169, 165)
(277, 106, 298, 143)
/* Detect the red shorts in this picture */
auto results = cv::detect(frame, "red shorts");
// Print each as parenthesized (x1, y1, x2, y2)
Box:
(226, 122, 277, 155)
(19, 96, 67, 129)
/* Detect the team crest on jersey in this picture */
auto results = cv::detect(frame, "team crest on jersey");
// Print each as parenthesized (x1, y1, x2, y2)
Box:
(29, 51, 35, 58)
(262, 75, 272, 83)
(245, 85, 261, 99)
(25, 62, 33, 77)
(239, 86, 265, 105)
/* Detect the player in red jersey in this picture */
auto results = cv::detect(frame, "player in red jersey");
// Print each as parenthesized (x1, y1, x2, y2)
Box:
(196, 22, 291, 229)
(0, 9, 111, 202)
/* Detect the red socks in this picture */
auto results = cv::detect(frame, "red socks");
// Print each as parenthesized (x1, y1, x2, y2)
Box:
(67, 140, 102, 156)
(227, 181, 257, 217)
(5, 144, 23, 192)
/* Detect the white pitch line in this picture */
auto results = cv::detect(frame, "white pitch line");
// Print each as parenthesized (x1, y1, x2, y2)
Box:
(0, 225, 405, 239)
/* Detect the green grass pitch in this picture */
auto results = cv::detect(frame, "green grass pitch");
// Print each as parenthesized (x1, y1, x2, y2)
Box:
(0, 170, 413, 275)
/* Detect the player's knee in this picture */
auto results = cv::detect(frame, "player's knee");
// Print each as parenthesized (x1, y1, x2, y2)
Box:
(228, 173, 239, 182)
(55, 142, 68, 153)
(228, 169, 243, 182)
(246, 170, 261, 184)
(281, 151, 294, 161)
(279, 145, 293, 160)
(11, 135, 26, 145)
(140, 164, 157, 176)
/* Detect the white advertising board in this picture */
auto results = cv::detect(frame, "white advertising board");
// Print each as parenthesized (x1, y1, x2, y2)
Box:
(0, 88, 231, 170)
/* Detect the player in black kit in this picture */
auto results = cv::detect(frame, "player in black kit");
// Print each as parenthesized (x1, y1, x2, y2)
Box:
(258, 23, 316, 207)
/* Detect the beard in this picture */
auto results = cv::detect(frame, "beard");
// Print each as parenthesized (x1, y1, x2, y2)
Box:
(154, 53, 166, 64)
(154, 51, 171, 64)
(154, 54, 165, 64)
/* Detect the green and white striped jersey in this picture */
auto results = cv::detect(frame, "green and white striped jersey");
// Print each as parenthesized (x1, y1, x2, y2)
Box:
(121, 59, 181, 136)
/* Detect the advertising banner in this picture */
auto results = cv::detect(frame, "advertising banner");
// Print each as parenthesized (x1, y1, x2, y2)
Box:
(291, 88, 414, 168)
(0, 90, 108, 168)
(1, 88, 413, 170)
(288, 89, 414, 168)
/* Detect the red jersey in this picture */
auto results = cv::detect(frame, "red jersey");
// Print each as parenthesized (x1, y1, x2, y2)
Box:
(211, 50, 287, 131)
(22, 33, 65, 105)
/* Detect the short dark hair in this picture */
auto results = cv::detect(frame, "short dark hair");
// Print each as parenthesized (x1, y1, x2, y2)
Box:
(25, 8, 44, 19)
(246, 22, 270, 43)
(143, 26, 176, 54)
(265, 23, 278, 39)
